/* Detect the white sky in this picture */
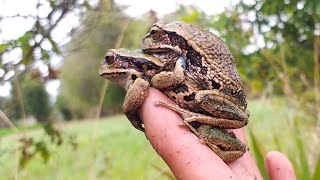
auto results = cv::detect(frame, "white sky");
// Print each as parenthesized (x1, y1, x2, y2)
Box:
(0, 0, 251, 98)
(115, 0, 232, 16)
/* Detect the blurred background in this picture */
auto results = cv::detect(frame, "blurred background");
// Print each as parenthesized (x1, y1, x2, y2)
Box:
(0, 0, 319, 179)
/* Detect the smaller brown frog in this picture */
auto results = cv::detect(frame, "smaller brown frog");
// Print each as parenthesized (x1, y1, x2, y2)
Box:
(99, 49, 162, 131)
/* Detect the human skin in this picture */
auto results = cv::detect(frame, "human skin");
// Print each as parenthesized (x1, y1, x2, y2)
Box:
(139, 88, 296, 180)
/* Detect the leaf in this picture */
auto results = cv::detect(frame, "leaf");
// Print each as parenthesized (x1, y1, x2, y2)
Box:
(0, 43, 9, 53)
(43, 122, 63, 145)
(18, 137, 35, 169)
(41, 48, 50, 61)
(272, 135, 282, 152)
(16, 30, 36, 64)
(293, 119, 310, 180)
(313, 154, 320, 180)
(49, 0, 55, 7)
(21, 45, 33, 64)
(17, 30, 34, 45)
(47, 36, 60, 54)
(248, 128, 268, 179)
(181, 10, 200, 23)
(35, 141, 50, 163)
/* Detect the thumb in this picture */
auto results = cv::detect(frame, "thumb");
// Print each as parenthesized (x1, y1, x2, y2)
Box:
(265, 151, 296, 180)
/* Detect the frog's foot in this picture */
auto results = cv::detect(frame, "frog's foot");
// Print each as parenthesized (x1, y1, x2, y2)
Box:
(125, 113, 145, 132)
(151, 57, 186, 89)
(199, 138, 206, 145)
(177, 121, 186, 126)
(197, 125, 246, 162)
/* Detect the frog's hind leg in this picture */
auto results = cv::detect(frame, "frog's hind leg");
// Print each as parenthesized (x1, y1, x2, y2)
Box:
(154, 101, 246, 162)
(197, 125, 246, 162)
(194, 90, 249, 128)
(154, 101, 245, 129)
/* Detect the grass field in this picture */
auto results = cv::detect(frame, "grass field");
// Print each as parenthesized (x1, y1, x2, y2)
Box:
(0, 99, 317, 179)
(0, 116, 171, 180)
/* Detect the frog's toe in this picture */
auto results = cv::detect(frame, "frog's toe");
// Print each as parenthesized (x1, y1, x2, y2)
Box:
(154, 100, 165, 106)
(177, 121, 186, 126)
(199, 138, 206, 145)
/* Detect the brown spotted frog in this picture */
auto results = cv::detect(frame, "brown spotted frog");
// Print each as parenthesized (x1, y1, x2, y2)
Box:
(141, 22, 249, 161)
(99, 48, 246, 162)
(99, 49, 162, 132)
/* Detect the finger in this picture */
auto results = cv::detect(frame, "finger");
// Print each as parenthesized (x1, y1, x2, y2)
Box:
(139, 88, 234, 179)
(265, 151, 296, 180)
(228, 128, 263, 179)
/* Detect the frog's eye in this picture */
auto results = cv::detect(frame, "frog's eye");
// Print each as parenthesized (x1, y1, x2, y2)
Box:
(105, 54, 115, 65)
(150, 29, 161, 40)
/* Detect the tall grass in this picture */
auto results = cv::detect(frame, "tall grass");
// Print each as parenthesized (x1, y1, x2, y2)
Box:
(0, 116, 172, 179)
(247, 98, 319, 180)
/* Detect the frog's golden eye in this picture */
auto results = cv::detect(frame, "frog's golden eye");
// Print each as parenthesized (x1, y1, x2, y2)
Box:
(105, 54, 115, 65)
(150, 29, 161, 40)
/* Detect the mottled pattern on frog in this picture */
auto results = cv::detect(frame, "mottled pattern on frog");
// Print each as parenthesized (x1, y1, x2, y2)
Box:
(142, 22, 247, 109)
(100, 47, 248, 162)
(163, 78, 203, 112)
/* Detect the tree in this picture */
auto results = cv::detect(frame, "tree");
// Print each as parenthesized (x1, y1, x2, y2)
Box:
(6, 75, 51, 122)
(0, 0, 97, 123)
(22, 77, 51, 122)
(0, 0, 93, 83)
(58, 0, 155, 118)
(228, 0, 320, 121)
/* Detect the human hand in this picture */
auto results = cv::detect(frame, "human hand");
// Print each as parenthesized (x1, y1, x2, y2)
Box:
(139, 88, 296, 180)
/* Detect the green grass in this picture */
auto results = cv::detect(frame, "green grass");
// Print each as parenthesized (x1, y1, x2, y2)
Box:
(0, 98, 318, 179)
(247, 98, 314, 149)
(0, 124, 42, 136)
(0, 116, 171, 180)
(247, 98, 319, 180)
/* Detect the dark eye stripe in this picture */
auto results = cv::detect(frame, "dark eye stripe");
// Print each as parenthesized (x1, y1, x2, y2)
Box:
(150, 30, 157, 35)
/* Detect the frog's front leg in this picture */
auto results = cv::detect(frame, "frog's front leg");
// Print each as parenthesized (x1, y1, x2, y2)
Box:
(123, 77, 150, 132)
(151, 57, 186, 89)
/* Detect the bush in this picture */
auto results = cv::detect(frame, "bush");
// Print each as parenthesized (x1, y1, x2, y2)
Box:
(8, 75, 51, 122)
(55, 95, 73, 121)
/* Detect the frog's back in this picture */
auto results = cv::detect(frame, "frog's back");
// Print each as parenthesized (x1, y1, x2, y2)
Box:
(161, 22, 247, 108)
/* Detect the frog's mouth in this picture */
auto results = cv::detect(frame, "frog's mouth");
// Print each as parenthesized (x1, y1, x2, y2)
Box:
(143, 47, 180, 63)
(142, 44, 182, 54)
(142, 47, 172, 53)
(99, 65, 137, 78)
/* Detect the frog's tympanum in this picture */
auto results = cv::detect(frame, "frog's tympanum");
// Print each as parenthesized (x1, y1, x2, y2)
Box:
(99, 22, 249, 162)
